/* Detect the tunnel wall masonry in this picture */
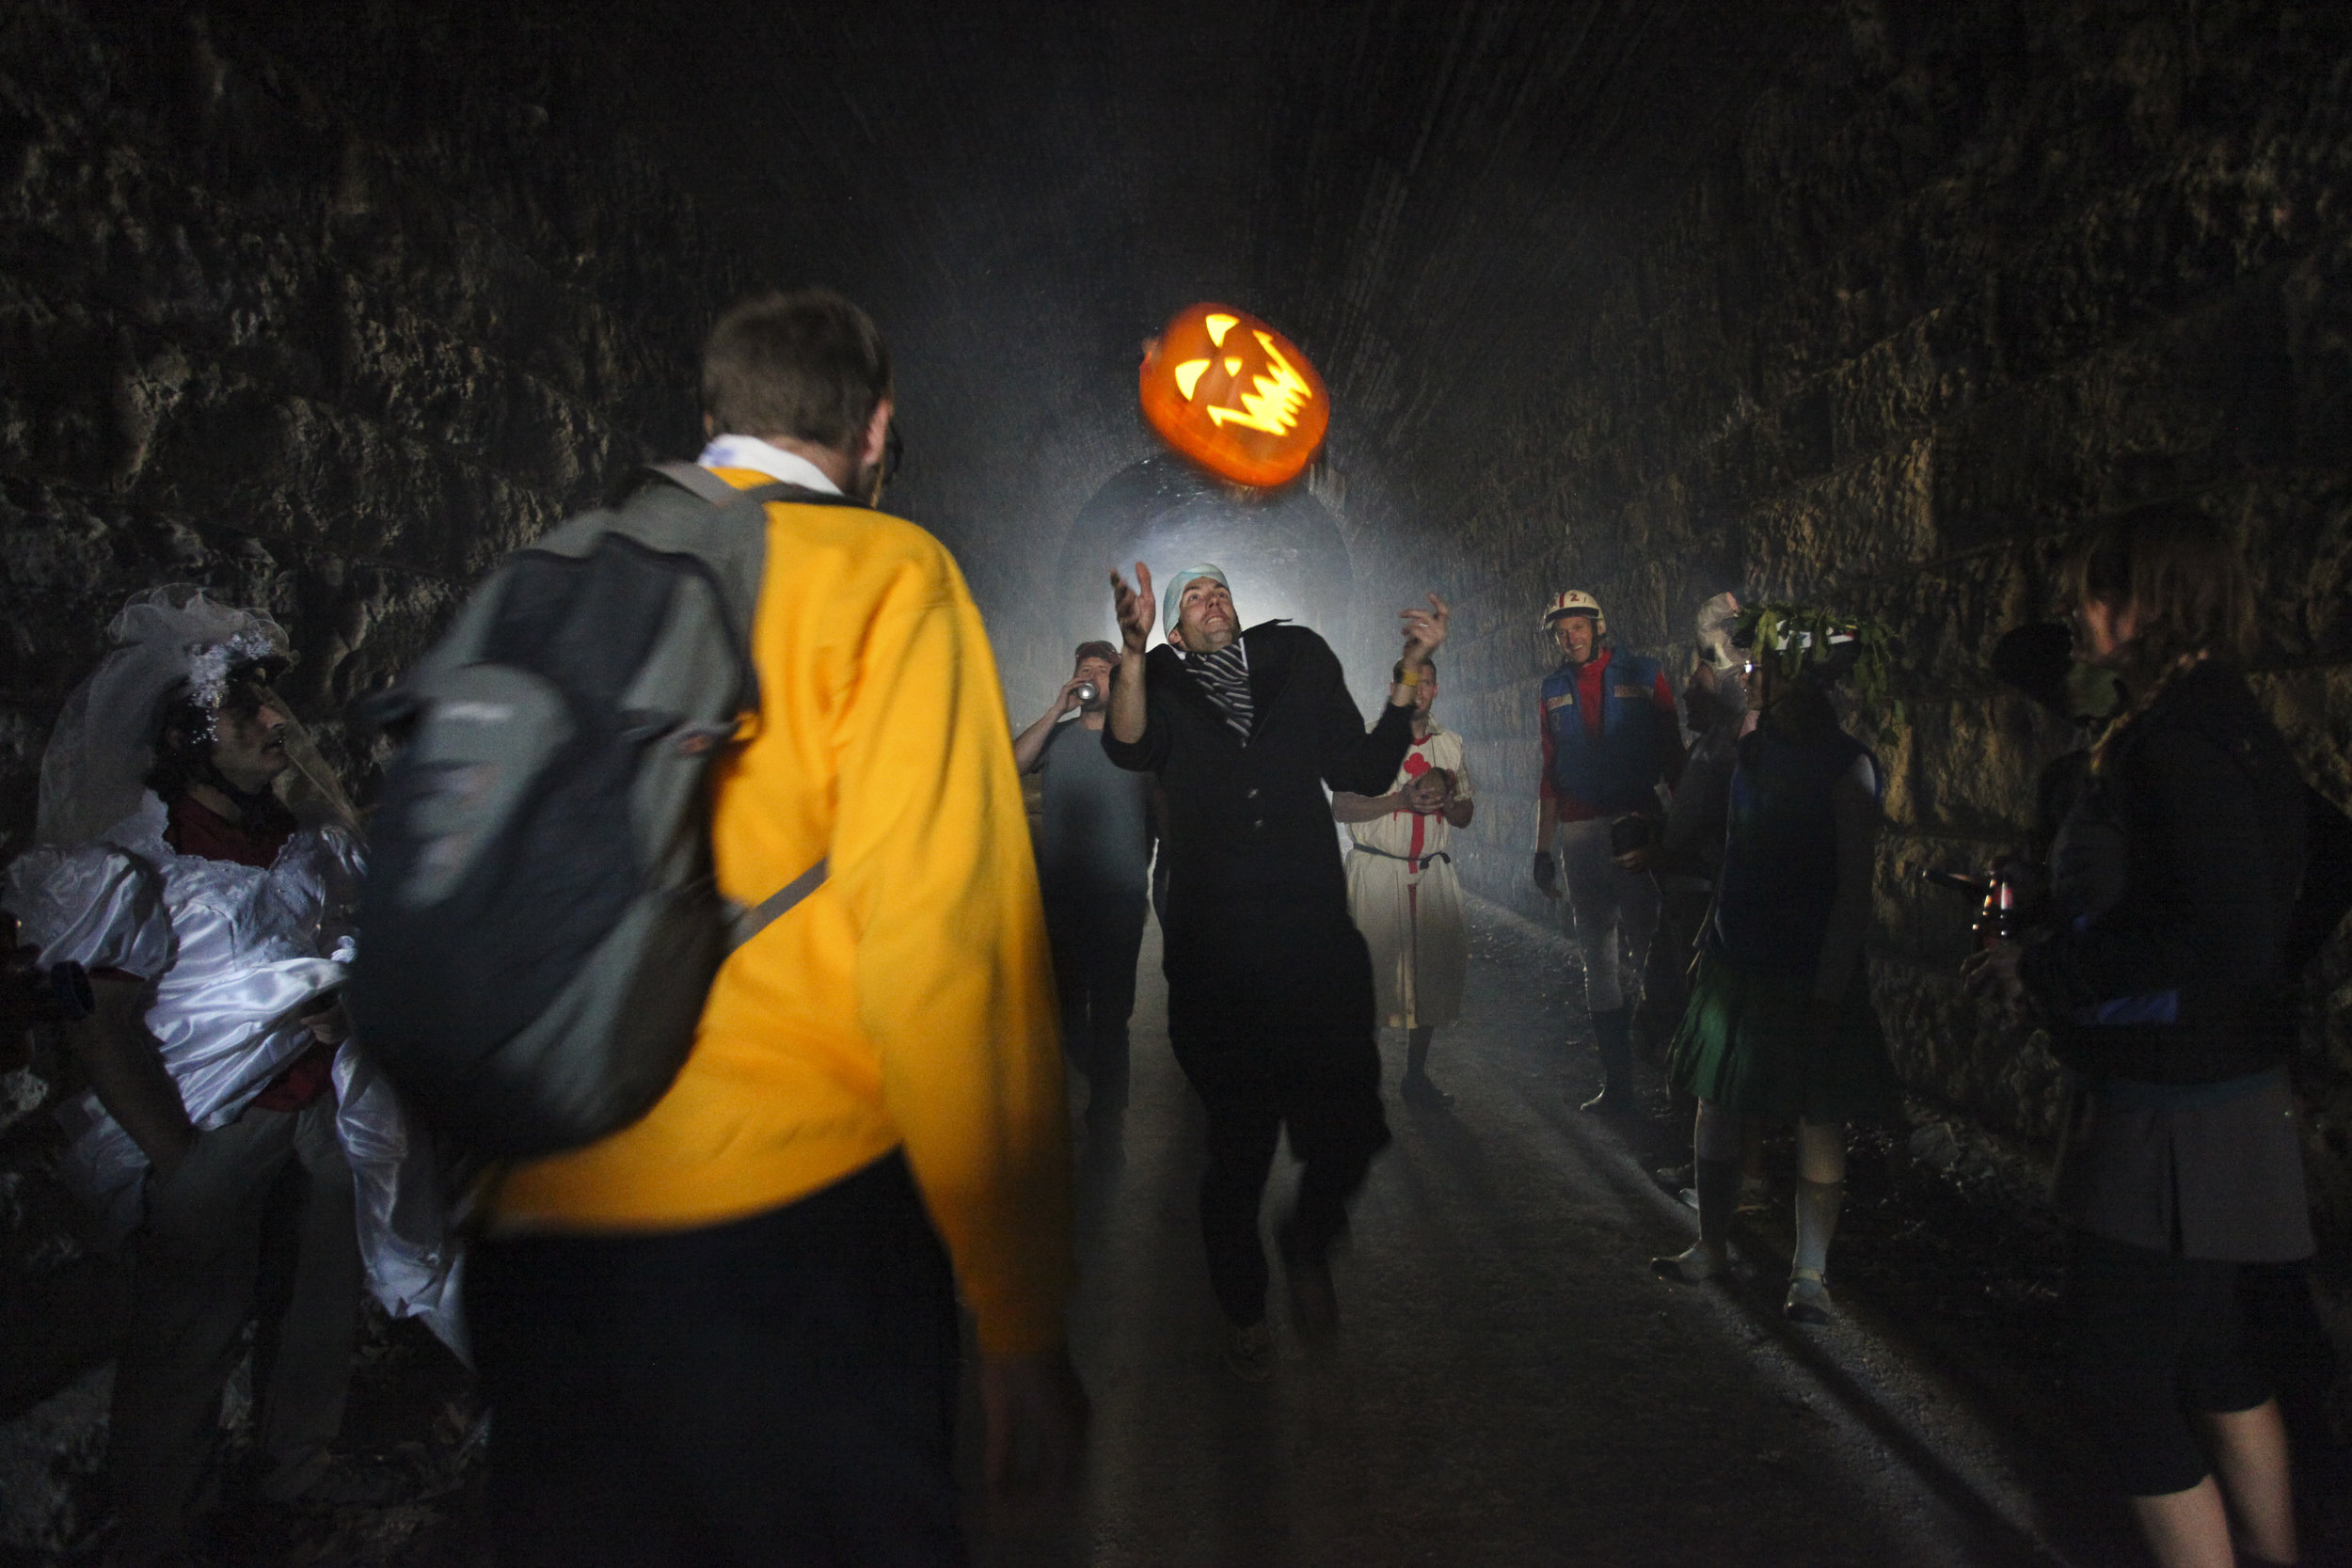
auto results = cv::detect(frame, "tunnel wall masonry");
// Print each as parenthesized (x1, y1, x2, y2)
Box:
(0, 0, 734, 1486)
(1427, 0, 2352, 1258)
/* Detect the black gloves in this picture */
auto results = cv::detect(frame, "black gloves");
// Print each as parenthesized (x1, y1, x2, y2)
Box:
(1532, 850, 1558, 897)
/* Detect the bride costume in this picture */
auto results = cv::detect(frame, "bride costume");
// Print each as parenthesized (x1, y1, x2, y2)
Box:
(5, 586, 461, 1352)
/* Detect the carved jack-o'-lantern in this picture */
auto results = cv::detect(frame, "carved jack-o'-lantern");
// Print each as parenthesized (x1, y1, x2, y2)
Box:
(1138, 303, 1329, 488)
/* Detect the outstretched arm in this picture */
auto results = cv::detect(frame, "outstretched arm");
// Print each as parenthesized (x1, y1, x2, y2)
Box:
(1322, 595, 1452, 794)
(1107, 564, 1153, 750)
(1332, 790, 1406, 823)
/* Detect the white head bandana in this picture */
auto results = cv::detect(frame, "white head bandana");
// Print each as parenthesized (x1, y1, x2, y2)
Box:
(1161, 564, 1231, 636)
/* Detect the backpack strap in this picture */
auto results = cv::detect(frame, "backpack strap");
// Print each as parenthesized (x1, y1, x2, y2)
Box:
(639, 463, 853, 956)
(725, 857, 830, 955)
(644, 461, 871, 512)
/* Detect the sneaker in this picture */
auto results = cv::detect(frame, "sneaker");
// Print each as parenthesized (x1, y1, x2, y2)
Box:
(1400, 1071, 1454, 1108)
(1225, 1320, 1275, 1382)
(1783, 1270, 1834, 1324)
(1651, 1241, 1730, 1282)
(1284, 1251, 1340, 1338)
(1579, 1084, 1634, 1114)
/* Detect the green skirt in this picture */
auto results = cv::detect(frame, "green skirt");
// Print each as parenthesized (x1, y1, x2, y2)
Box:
(1666, 947, 1900, 1123)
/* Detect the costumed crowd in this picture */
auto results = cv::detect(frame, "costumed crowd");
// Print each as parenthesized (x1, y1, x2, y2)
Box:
(3, 288, 2338, 1568)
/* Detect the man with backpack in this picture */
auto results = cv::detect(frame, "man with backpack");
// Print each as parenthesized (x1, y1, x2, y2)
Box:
(442, 290, 1083, 1566)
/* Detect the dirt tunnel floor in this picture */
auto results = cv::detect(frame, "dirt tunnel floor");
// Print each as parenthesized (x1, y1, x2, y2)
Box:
(46, 899, 2350, 1568)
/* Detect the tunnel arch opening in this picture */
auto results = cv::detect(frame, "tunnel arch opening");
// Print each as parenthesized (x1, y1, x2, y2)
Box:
(1055, 453, 1358, 660)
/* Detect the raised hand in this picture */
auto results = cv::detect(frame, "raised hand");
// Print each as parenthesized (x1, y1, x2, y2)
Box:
(1111, 563, 1156, 656)
(1399, 593, 1450, 670)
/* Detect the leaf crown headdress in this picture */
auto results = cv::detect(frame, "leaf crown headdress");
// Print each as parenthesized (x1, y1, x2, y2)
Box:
(1731, 600, 1907, 745)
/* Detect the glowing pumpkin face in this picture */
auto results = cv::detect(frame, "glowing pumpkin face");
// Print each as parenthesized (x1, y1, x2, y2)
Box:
(1138, 303, 1329, 488)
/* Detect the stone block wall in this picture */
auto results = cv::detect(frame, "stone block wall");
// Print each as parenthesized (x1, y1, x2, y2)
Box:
(1424, 0, 2352, 1255)
(0, 0, 730, 1442)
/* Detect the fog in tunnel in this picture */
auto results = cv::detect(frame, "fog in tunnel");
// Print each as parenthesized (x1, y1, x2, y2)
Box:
(4, 0, 2351, 1561)
(1057, 454, 1367, 695)
(581, 0, 1816, 705)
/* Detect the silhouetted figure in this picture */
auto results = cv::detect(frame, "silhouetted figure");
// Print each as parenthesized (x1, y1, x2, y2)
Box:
(1104, 562, 1445, 1378)
(1966, 505, 2311, 1568)
(1652, 604, 1900, 1324)
(1013, 640, 1155, 1163)
(1334, 657, 1476, 1107)
(1643, 592, 1745, 1057)
(1528, 589, 1684, 1112)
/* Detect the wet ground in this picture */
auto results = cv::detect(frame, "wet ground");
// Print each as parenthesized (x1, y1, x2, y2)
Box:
(24, 897, 2350, 1566)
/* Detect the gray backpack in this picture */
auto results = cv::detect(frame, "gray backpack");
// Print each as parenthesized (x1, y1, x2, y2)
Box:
(349, 464, 851, 1157)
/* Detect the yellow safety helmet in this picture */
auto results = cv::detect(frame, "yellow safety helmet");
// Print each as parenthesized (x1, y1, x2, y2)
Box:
(1542, 589, 1604, 630)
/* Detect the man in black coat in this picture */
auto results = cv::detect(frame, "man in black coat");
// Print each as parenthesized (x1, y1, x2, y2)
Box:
(1104, 561, 1447, 1378)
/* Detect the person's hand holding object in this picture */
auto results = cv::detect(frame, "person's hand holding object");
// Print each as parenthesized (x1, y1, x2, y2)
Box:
(1961, 941, 2028, 1018)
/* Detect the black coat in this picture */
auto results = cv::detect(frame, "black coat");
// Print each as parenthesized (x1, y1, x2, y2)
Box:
(2021, 662, 2309, 1084)
(1104, 621, 1414, 1057)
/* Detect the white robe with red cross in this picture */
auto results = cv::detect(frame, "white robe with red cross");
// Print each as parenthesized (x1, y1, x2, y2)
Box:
(1344, 725, 1471, 1030)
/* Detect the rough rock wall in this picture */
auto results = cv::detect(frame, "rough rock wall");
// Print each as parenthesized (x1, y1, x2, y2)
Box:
(1429, 0, 2352, 1253)
(0, 0, 729, 1454)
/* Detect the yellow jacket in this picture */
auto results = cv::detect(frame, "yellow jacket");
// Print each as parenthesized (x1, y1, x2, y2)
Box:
(494, 470, 1073, 1357)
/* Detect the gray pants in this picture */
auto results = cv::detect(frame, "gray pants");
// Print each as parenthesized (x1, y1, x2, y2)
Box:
(1555, 816, 1660, 1013)
(111, 1098, 359, 1564)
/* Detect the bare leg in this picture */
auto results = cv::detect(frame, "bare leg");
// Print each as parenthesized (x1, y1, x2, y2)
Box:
(2200, 1398, 2296, 1564)
(2128, 1478, 2236, 1568)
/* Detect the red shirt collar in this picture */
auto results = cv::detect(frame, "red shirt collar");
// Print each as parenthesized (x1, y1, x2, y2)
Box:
(164, 791, 295, 870)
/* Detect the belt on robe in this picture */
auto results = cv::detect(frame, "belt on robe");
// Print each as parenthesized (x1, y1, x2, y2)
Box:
(1351, 843, 1451, 872)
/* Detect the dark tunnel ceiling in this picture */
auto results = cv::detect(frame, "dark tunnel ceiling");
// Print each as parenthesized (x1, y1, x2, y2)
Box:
(566, 0, 1828, 612)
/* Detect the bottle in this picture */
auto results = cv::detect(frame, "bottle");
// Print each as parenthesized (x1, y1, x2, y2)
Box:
(1973, 869, 2018, 949)
(1912, 864, 2016, 950)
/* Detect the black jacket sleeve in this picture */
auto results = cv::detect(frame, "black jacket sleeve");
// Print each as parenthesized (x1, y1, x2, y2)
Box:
(2020, 710, 2292, 1008)
(1319, 655, 1416, 796)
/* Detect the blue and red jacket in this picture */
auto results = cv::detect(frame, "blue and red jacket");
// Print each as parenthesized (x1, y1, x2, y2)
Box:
(1537, 647, 1683, 819)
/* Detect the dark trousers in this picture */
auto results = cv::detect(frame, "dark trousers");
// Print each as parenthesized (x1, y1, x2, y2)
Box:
(2065, 1229, 2275, 1497)
(1043, 882, 1148, 1125)
(1166, 911, 1391, 1327)
(113, 1100, 358, 1565)
(470, 1153, 964, 1568)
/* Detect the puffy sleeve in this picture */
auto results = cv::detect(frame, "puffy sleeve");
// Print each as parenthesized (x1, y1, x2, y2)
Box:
(3, 846, 171, 979)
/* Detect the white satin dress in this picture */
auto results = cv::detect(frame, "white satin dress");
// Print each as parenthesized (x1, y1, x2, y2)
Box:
(6, 792, 462, 1351)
